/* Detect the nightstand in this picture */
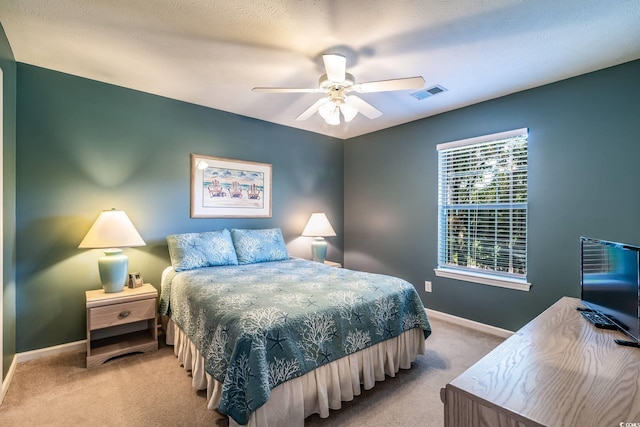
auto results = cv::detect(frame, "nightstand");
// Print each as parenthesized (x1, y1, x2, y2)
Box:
(85, 283, 158, 368)
(324, 260, 342, 268)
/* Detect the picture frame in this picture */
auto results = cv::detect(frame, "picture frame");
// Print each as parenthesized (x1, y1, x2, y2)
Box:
(191, 154, 272, 218)
(128, 272, 143, 288)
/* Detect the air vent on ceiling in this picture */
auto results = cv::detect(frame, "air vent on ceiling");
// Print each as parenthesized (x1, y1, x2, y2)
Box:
(410, 84, 448, 100)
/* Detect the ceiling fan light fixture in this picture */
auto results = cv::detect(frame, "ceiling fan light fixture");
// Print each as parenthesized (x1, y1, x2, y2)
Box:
(256, 53, 423, 125)
(340, 99, 358, 122)
(319, 100, 337, 121)
(326, 108, 341, 125)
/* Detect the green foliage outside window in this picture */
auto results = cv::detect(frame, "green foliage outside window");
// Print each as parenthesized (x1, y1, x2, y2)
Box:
(439, 134, 528, 278)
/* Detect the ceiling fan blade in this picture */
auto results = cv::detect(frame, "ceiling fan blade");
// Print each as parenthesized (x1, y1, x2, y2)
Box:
(323, 54, 346, 83)
(351, 76, 425, 93)
(347, 96, 383, 119)
(253, 87, 323, 93)
(295, 98, 330, 121)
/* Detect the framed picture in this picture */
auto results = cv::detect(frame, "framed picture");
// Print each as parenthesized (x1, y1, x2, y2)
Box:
(191, 154, 272, 218)
(128, 272, 143, 288)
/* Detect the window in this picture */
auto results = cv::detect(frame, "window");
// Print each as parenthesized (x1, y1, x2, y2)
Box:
(436, 128, 529, 291)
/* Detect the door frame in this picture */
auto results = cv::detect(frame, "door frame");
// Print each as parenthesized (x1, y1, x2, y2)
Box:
(0, 67, 5, 402)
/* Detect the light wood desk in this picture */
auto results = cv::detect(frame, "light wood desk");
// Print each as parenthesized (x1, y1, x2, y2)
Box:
(443, 297, 640, 427)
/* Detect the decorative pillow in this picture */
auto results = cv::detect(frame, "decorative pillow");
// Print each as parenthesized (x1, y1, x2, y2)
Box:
(167, 229, 238, 271)
(231, 228, 289, 264)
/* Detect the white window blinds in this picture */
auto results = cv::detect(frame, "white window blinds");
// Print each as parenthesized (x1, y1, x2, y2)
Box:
(437, 128, 528, 280)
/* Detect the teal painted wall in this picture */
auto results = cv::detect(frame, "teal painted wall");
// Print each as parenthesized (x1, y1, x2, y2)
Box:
(0, 22, 17, 381)
(11, 53, 640, 351)
(16, 65, 343, 352)
(345, 59, 640, 331)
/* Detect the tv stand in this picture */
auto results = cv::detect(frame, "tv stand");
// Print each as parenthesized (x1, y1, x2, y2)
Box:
(443, 297, 640, 426)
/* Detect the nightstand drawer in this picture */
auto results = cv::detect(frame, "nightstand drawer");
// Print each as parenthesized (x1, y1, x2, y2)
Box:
(89, 298, 155, 330)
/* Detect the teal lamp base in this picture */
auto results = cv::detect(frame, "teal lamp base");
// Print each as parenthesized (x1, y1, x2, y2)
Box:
(311, 237, 328, 263)
(98, 249, 128, 293)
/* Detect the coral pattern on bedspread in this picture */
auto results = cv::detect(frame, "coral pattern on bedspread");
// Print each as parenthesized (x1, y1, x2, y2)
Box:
(160, 258, 431, 425)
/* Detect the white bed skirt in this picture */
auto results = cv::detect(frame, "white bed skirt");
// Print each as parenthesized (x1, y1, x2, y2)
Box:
(165, 317, 425, 427)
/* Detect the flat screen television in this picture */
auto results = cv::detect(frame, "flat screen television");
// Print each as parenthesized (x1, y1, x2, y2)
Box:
(580, 237, 640, 345)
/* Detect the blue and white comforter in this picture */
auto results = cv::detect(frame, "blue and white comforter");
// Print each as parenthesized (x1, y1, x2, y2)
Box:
(159, 258, 431, 425)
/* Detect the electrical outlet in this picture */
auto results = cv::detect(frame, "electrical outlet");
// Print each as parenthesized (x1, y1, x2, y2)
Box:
(424, 281, 432, 292)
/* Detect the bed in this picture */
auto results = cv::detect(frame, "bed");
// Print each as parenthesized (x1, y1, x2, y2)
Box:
(159, 228, 431, 427)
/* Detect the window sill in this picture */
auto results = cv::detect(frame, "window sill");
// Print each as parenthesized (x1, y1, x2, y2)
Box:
(434, 268, 531, 292)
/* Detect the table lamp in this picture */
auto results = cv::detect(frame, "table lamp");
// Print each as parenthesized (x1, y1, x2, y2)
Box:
(302, 212, 336, 263)
(79, 209, 146, 293)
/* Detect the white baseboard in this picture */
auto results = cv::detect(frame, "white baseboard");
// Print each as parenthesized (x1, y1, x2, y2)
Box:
(1, 354, 17, 406)
(1, 341, 85, 406)
(426, 308, 513, 339)
(16, 340, 86, 363)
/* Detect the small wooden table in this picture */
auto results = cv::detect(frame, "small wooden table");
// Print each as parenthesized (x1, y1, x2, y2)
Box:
(85, 283, 158, 368)
(443, 296, 640, 426)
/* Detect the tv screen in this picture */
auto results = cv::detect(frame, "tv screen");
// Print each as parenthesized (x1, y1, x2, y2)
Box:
(581, 237, 640, 343)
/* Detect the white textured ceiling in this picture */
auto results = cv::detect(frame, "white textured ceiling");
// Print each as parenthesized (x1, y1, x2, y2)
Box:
(1, 0, 639, 139)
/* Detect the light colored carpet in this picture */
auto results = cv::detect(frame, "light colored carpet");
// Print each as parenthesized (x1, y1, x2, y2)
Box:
(0, 318, 504, 427)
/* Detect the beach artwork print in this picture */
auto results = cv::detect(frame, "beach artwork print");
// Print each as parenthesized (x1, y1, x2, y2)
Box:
(191, 154, 272, 218)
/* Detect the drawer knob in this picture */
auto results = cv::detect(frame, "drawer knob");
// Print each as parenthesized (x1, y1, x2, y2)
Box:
(118, 310, 131, 319)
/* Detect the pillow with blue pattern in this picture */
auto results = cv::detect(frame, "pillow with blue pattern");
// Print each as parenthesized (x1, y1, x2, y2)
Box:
(167, 229, 238, 271)
(231, 228, 289, 264)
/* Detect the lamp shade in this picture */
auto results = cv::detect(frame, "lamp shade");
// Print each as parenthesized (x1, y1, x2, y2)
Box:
(302, 213, 336, 237)
(79, 209, 146, 249)
(302, 213, 336, 263)
(79, 209, 145, 293)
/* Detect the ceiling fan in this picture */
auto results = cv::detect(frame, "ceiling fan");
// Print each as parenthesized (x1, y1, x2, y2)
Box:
(253, 54, 425, 125)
